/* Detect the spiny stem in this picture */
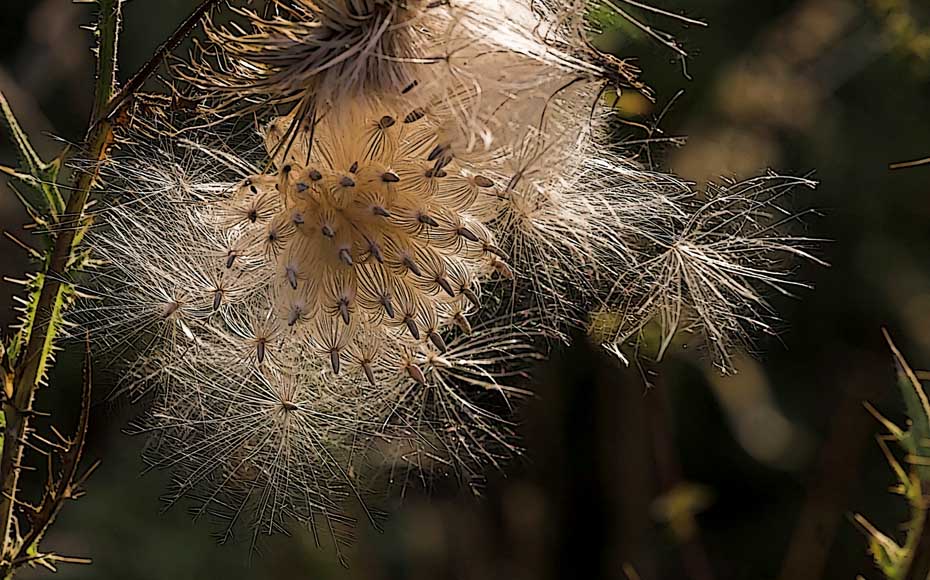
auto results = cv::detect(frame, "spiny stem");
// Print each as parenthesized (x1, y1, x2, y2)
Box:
(10, 338, 96, 571)
(0, 0, 122, 573)
(94, 0, 224, 128)
(92, 0, 122, 120)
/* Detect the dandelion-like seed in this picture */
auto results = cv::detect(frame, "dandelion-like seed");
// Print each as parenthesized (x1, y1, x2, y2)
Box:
(83, 0, 818, 548)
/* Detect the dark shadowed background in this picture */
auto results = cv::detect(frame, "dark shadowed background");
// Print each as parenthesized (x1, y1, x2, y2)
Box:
(2, 0, 929, 578)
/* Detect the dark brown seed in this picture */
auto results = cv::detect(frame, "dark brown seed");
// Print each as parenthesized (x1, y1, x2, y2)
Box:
(308, 169, 323, 181)
(485, 244, 507, 259)
(436, 276, 455, 297)
(404, 109, 426, 123)
(428, 331, 447, 353)
(339, 176, 356, 188)
(282, 401, 299, 411)
(424, 168, 447, 178)
(257, 338, 266, 363)
(381, 295, 395, 318)
(286, 267, 298, 289)
(330, 350, 341, 375)
(404, 316, 420, 340)
(403, 256, 422, 277)
(296, 182, 309, 192)
(247, 209, 258, 223)
(406, 363, 426, 384)
(339, 299, 351, 324)
(381, 172, 400, 183)
(457, 227, 479, 242)
(462, 287, 480, 308)
(379, 116, 396, 129)
(213, 289, 223, 311)
(160, 301, 180, 319)
(226, 252, 237, 269)
(282, 164, 292, 173)
(434, 155, 452, 170)
(401, 80, 419, 94)
(339, 248, 354, 266)
(369, 241, 385, 263)
(473, 175, 494, 188)
(288, 306, 301, 326)
(249, 185, 258, 194)
(428, 145, 445, 161)
(348, 161, 359, 174)
(418, 213, 439, 227)
(322, 224, 335, 238)
(373, 206, 391, 218)
(453, 312, 472, 334)
(362, 362, 376, 386)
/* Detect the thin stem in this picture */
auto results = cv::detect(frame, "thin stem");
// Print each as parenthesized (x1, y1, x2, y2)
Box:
(10, 339, 95, 572)
(890, 157, 930, 170)
(0, 0, 122, 571)
(94, 0, 224, 127)
(92, 0, 122, 120)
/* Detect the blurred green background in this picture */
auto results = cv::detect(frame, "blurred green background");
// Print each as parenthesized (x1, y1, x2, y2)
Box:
(2, 0, 930, 578)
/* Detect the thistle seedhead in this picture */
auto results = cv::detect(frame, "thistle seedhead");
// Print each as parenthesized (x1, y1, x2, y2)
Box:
(79, 0, 819, 547)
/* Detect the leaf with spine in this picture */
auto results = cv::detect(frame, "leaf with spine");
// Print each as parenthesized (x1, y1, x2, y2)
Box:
(856, 332, 930, 580)
(0, 92, 66, 219)
(855, 513, 908, 579)
(5, 274, 74, 384)
(6, 184, 54, 245)
(884, 329, 930, 482)
(854, 491, 927, 580)
(0, 0, 121, 574)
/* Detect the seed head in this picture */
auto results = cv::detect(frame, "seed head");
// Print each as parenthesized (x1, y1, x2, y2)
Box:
(82, 0, 819, 546)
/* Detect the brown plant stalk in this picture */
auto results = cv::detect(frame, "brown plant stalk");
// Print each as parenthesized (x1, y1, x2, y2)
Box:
(0, 0, 222, 574)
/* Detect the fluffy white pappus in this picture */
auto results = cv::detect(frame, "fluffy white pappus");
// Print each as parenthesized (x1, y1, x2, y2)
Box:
(79, 0, 819, 546)
(83, 116, 551, 545)
(181, 0, 637, 138)
(602, 174, 824, 373)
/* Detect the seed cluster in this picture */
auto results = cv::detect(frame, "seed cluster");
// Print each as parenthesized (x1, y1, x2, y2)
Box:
(85, 0, 817, 547)
(209, 99, 514, 383)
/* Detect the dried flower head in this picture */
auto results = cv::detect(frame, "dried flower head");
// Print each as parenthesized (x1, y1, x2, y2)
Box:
(82, 0, 817, 547)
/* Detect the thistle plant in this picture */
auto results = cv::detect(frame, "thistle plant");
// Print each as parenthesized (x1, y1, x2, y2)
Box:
(71, 0, 822, 551)
(0, 0, 821, 566)
(0, 0, 122, 574)
(856, 331, 930, 580)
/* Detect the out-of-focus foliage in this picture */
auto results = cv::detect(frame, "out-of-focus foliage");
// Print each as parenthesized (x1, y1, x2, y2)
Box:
(870, 0, 930, 66)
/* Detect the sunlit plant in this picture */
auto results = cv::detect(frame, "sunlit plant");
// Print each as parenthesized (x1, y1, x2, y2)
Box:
(76, 0, 819, 549)
(0, 0, 821, 566)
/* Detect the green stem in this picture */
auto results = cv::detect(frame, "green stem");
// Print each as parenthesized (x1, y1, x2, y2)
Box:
(94, 0, 223, 127)
(0, 0, 122, 573)
(92, 0, 121, 120)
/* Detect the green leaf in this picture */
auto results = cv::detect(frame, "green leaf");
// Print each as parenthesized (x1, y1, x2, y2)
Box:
(854, 512, 913, 580)
(0, 92, 66, 219)
(883, 329, 930, 482)
(0, 92, 44, 176)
